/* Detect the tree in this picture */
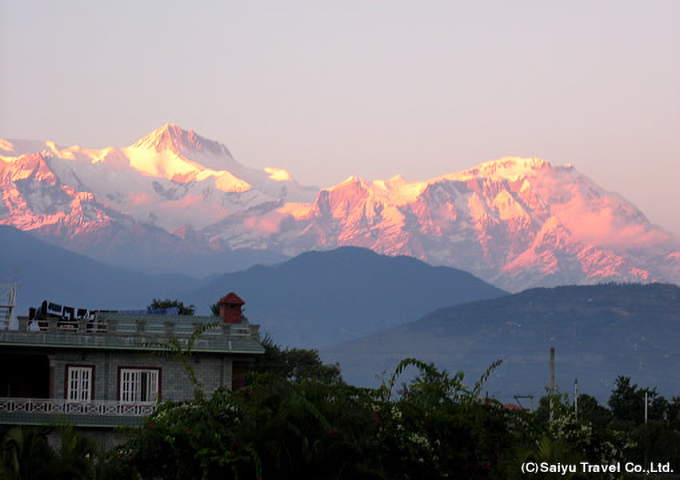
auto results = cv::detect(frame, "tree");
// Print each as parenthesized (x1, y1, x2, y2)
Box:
(669, 397, 680, 429)
(0, 425, 110, 480)
(114, 358, 542, 480)
(0, 426, 54, 480)
(147, 299, 195, 316)
(252, 335, 343, 385)
(608, 376, 656, 428)
(576, 394, 612, 432)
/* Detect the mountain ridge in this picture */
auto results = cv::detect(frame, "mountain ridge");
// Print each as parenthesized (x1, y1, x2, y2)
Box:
(321, 282, 680, 401)
(0, 225, 202, 317)
(131, 123, 231, 156)
(176, 245, 507, 347)
(2, 125, 678, 290)
(0, 231, 506, 351)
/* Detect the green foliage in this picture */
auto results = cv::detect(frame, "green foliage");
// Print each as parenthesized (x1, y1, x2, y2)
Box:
(0, 426, 54, 480)
(375, 358, 540, 479)
(532, 377, 680, 473)
(533, 388, 636, 473)
(112, 356, 547, 479)
(608, 375, 657, 427)
(147, 298, 195, 316)
(210, 302, 220, 316)
(14, 339, 680, 480)
(509, 436, 586, 480)
(606, 376, 680, 465)
(0, 425, 111, 480)
(252, 334, 344, 385)
(113, 380, 384, 479)
(576, 394, 612, 432)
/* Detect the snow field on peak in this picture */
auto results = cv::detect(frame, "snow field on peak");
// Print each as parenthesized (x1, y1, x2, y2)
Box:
(1, 128, 678, 290)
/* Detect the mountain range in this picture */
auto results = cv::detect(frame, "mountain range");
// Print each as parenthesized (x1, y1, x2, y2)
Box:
(0, 228, 504, 348)
(2, 124, 678, 290)
(4, 224, 678, 401)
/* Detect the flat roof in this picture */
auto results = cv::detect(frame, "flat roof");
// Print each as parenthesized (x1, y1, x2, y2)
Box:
(0, 313, 264, 355)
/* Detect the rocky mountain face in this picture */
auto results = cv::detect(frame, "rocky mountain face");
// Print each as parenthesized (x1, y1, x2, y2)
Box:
(0, 125, 304, 275)
(1, 126, 678, 289)
(261, 159, 680, 290)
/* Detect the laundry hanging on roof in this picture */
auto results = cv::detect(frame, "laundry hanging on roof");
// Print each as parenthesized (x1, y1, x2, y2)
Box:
(145, 307, 180, 315)
(48, 302, 62, 313)
(63, 306, 75, 320)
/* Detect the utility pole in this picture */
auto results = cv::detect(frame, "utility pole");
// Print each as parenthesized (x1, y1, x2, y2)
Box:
(574, 378, 579, 421)
(644, 391, 649, 467)
(645, 392, 648, 424)
(549, 347, 555, 421)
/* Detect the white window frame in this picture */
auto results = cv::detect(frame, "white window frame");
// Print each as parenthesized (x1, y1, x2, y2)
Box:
(66, 366, 93, 402)
(119, 368, 160, 404)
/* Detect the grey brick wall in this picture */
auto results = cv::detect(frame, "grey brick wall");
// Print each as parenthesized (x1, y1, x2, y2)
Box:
(51, 350, 237, 402)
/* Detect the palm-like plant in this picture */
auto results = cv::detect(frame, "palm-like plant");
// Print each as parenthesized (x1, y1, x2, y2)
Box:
(0, 426, 54, 480)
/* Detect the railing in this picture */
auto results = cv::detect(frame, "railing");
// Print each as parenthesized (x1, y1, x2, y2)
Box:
(0, 397, 157, 417)
(13, 317, 108, 334)
(10, 316, 260, 341)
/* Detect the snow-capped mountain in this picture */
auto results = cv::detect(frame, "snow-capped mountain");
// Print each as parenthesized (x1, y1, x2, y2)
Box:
(209, 157, 679, 290)
(1, 126, 678, 290)
(0, 124, 315, 232)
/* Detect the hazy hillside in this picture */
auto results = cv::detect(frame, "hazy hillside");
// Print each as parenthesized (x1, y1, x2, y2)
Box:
(180, 246, 507, 347)
(2, 233, 507, 349)
(0, 225, 202, 316)
(322, 283, 680, 402)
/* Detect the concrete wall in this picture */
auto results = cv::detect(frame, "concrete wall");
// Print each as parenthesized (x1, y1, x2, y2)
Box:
(51, 350, 235, 402)
(48, 427, 130, 452)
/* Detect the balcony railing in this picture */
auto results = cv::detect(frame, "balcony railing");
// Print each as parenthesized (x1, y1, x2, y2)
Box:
(1, 315, 264, 354)
(9, 316, 260, 340)
(0, 397, 157, 417)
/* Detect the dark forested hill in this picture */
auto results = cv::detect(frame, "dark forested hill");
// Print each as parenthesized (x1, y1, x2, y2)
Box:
(3, 228, 505, 347)
(181, 246, 507, 347)
(322, 283, 680, 401)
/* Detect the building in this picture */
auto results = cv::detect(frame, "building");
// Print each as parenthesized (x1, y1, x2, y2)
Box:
(0, 292, 263, 448)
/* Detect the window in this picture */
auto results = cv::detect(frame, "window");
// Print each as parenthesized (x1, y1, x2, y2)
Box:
(232, 361, 247, 391)
(66, 366, 93, 402)
(119, 368, 160, 404)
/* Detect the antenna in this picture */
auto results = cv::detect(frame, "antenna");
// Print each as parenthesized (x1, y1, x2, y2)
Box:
(0, 284, 17, 329)
(514, 394, 535, 413)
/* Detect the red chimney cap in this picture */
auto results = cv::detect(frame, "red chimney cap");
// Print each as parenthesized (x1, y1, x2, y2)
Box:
(218, 292, 245, 306)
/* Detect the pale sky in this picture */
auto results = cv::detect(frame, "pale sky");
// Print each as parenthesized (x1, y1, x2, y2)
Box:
(1, 1, 679, 235)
